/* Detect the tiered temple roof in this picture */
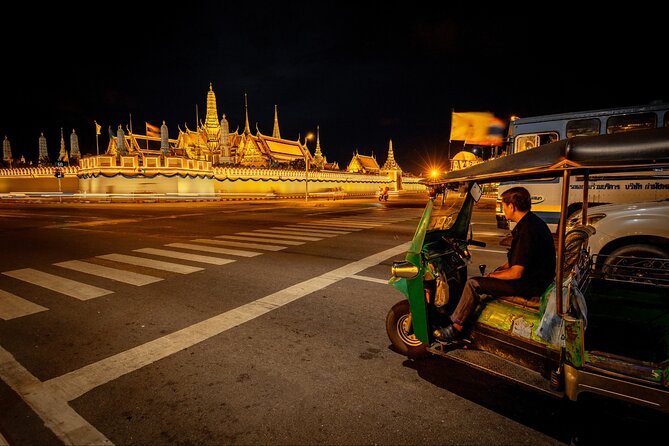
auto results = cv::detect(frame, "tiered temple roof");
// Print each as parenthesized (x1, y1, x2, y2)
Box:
(346, 150, 380, 174)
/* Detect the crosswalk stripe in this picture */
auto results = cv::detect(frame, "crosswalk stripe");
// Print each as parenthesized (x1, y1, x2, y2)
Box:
(97, 254, 203, 274)
(328, 219, 382, 224)
(314, 220, 376, 227)
(288, 223, 362, 234)
(298, 222, 367, 229)
(240, 229, 323, 242)
(165, 243, 262, 258)
(2, 269, 113, 300)
(273, 226, 348, 235)
(54, 260, 163, 286)
(216, 235, 304, 245)
(134, 248, 236, 265)
(190, 238, 287, 251)
(0, 289, 48, 320)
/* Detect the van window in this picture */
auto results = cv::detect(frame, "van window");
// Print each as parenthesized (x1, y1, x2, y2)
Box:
(566, 118, 600, 137)
(514, 132, 558, 152)
(606, 112, 656, 134)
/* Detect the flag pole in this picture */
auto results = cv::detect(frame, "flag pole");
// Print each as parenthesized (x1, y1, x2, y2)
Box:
(94, 120, 100, 156)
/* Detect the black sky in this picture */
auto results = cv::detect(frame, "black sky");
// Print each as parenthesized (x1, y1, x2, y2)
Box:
(1, 3, 666, 174)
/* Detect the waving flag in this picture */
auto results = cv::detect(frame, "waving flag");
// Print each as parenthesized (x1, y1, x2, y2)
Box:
(450, 112, 506, 146)
(146, 122, 161, 138)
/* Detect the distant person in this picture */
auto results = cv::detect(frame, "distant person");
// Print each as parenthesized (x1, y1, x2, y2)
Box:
(434, 186, 556, 342)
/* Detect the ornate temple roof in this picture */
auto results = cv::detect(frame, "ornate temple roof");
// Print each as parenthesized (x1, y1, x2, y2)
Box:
(347, 151, 380, 173)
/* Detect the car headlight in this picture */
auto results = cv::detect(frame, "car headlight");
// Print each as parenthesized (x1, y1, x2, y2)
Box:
(567, 212, 606, 229)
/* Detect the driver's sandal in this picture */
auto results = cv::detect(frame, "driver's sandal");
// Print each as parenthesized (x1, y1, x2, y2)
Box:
(433, 324, 461, 343)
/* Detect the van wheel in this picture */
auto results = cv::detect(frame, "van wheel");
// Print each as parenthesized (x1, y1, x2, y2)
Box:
(601, 244, 669, 282)
(386, 300, 428, 359)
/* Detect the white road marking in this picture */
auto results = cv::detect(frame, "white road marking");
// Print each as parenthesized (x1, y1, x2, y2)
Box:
(469, 247, 507, 254)
(0, 289, 48, 320)
(0, 346, 112, 445)
(282, 225, 348, 235)
(291, 224, 362, 231)
(54, 260, 163, 286)
(312, 220, 376, 228)
(238, 231, 321, 241)
(0, 242, 409, 445)
(272, 226, 348, 235)
(2, 269, 113, 300)
(166, 243, 261, 257)
(97, 254, 203, 274)
(349, 274, 389, 284)
(216, 235, 304, 245)
(133, 248, 235, 266)
(190, 238, 287, 251)
(294, 222, 365, 229)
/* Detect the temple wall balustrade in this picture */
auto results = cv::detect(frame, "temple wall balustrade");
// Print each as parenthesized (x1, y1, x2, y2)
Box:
(1, 155, 425, 196)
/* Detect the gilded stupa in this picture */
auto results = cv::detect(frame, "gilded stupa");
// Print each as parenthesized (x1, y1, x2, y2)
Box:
(103, 83, 332, 170)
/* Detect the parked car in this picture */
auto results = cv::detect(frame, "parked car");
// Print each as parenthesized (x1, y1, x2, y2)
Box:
(567, 199, 669, 282)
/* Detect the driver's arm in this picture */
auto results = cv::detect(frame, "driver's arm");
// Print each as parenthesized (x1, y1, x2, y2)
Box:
(487, 264, 524, 280)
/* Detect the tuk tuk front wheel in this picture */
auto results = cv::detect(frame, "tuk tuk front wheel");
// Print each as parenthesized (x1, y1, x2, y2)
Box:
(386, 300, 428, 359)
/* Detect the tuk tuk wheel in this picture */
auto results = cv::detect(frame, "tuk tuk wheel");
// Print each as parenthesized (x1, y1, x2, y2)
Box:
(386, 300, 428, 359)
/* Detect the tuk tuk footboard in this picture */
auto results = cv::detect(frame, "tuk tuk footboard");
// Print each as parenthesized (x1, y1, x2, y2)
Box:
(583, 277, 669, 364)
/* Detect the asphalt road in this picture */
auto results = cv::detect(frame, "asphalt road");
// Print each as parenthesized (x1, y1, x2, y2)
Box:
(0, 196, 665, 445)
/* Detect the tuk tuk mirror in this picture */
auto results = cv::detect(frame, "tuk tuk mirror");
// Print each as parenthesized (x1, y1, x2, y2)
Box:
(469, 182, 482, 202)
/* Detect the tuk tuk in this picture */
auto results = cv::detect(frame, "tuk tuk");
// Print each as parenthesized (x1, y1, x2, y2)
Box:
(386, 127, 669, 413)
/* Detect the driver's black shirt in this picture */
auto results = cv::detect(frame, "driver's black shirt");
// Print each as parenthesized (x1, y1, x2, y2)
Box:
(508, 211, 556, 296)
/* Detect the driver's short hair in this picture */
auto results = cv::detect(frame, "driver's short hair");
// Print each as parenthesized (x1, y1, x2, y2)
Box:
(501, 186, 531, 212)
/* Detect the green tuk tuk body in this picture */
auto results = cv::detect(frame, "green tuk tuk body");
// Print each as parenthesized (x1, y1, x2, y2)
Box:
(387, 127, 669, 413)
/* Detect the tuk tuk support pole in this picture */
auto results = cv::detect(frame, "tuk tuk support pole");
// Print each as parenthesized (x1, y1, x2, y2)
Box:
(581, 171, 589, 225)
(556, 170, 571, 316)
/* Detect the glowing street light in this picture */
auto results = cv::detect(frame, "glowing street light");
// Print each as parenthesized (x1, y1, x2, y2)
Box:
(304, 133, 314, 202)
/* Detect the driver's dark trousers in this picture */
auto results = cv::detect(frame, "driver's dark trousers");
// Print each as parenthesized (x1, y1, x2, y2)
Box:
(450, 276, 530, 326)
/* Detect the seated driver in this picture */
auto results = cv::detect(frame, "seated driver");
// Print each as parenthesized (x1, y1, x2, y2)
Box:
(434, 186, 556, 342)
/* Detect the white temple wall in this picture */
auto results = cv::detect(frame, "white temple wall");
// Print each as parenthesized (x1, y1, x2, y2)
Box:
(1, 165, 425, 196)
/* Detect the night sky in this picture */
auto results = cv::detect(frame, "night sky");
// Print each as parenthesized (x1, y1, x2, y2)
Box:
(1, 3, 666, 174)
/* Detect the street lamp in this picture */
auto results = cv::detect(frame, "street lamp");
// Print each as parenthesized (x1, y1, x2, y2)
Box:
(304, 133, 314, 202)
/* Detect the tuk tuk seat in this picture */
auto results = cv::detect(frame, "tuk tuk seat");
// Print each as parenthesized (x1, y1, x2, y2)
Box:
(491, 224, 596, 313)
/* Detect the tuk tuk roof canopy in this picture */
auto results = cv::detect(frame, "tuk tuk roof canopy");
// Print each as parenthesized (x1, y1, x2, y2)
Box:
(426, 127, 669, 186)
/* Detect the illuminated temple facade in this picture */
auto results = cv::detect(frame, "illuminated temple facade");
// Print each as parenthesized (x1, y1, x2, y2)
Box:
(106, 84, 333, 170)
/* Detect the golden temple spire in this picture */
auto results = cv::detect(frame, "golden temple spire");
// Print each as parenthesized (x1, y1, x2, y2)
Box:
(314, 125, 322, 157)
(205, 83, 220, 132)
(244, 93, 251, 135)
(272, 104, 281, 139)
(381, 138, 401, 171)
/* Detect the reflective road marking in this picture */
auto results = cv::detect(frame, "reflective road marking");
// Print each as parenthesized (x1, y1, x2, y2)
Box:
(190, 238, 287, 251)
(97, 254, 203, 274)
(165, 242, 262, 257)
(2, 269, 113, 300)
(216, 235, 304, 245)
(133, 248, 236, 265)
(54, 260, 163, 286)
(0, 289, 48, 320)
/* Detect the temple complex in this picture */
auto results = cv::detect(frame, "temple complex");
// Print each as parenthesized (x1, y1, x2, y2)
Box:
(103, 84, 335, 171)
